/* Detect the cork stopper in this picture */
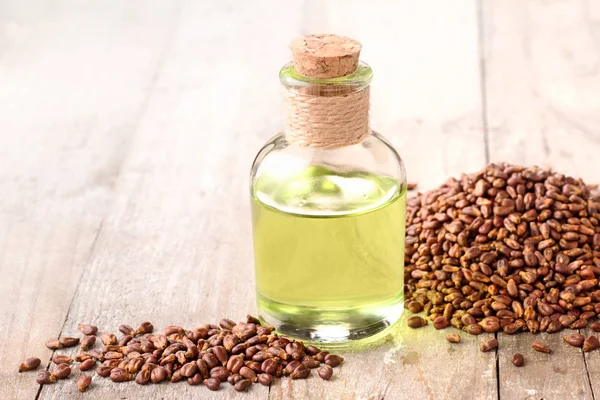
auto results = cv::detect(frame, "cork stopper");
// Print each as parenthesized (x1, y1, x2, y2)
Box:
(290, 34, 362, 79)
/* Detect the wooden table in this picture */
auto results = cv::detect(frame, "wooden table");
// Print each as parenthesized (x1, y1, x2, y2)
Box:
(1, 1, 599, 399)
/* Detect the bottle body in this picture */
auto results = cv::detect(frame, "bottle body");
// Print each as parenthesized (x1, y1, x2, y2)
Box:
(250, 132, 407, 344)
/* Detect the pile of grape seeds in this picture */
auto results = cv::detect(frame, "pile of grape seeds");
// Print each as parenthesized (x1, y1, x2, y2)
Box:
(18, 316, 343, 393)
(404, 163, 600, 362)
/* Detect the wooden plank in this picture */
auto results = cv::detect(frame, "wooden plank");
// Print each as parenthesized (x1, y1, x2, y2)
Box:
(0, 1, 182, 398)
(497, 332, 591, 400)
(270, 1, 494, 399)
(482, 0, 600, 182)
(482, 0, 600, 398)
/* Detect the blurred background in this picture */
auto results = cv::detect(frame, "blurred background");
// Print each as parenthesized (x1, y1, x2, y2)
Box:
(1, 0, 599, 398)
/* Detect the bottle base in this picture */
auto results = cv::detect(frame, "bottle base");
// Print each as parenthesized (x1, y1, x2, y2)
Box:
(257, 294, 403, 348)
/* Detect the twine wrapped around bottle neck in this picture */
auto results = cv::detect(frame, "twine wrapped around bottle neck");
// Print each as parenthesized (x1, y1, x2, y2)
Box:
(283, 34, 370, 149)
(283, 86, 370, 148)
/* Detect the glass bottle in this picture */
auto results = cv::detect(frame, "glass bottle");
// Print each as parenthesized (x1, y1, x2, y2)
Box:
(250, 34, 407, 345)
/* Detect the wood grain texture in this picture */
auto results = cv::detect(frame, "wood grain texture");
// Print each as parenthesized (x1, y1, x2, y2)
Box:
(2, 0, 598, 398)
(40, 0, 493, 399)
(39, 0, 304, 398)
(483, 0, 600, 399)
(497, 332, 592, 400)
(0, 1, 184, 398)
(483, 0, 600, 183)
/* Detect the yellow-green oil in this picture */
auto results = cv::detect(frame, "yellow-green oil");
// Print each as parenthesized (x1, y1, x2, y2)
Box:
(251, 165, 406, 344)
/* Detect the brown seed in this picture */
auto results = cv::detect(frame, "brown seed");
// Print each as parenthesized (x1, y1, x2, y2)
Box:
(88, 349, 104, 361)
(52, 354, 73, 365)
(126, 357, 144, 374)
(204, 377, 221, 391)
(196, 359, 209, 378)
(81, 335, 96, 351)
(77, 375, 92, 392)
(301, 355, 321, 368)
(104, 351, 123, 360)
(219, 318, 236, 330)
(314, 351, 329, 363)
(110, 367, 131, 382)
(240, 366, 257, 382)
(317, 364, 333, 380)
(100, 333, 117, 345)
(213, 345, 229, 365)
(305, 345, 321, 356)
(464, 324, 482, 335)
(164, 325, 184, 336)
(180, 362, 197, 378)
(407, 301, 424, 313)
(232, 323, 257, 340)
(150, 366, 167, 383)
(433, 316, 449, 330)
(223, 334, 240, 352)
(283, 360, 302, 376)
(480, 317, 500, 333)
(103, 344, 120, 353)
(135, 368, 151, 385)
(583, 336, 600, 352)
(226, 354, 245, 374)
(74, 353, 95, 362)
(171, 370, 184, 383)
(203, 353, 220, 369)
(324, 354, 344, 367)
(247, 315, 261, 324)
(45, 339, 62, 350)
(118, 324, 135, 336)
(446, 333, 461, 343)
(268, 346, 288, 360)
(175, 350, 187, 364)
(290, 364, 310, 379)
(79, 359, 97, 371)
(512, 353, 524, 367)
(36, 370, 57, 385)
(407, 316, 428, 329)
(118, 334, 133, 347)
(103, 359, 121, 368)
(257, 325, 274, 336)
(570, 319, 588, 329)
(52, 363, 71, 379)
(228, 373, 244, 385)
(286, 342, 304, 360)
(531, 340, 551, 353)
(234, 378, 253, 392)
(258, 357, 277, 375)
(252, 351, 272, 362)
(135, 321, 154, 335)
(246, 360, 263, 373)
(480, 338, 499, 352)
(78, 324, 98, 336)
(180, 371, 199, 386)
(96, 366, 113, 377)
(59, 336, 80, 348)
(210, 366, 230, 382)
(590, 322, 600, 332)
(503, 323, 521, 335)
(18, 357, 41, 372)
(563, 333, 585, 347)
(258, 372, 273, 385)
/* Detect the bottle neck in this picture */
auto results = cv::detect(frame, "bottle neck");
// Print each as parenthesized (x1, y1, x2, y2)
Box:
(279, 61, 373, 149)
